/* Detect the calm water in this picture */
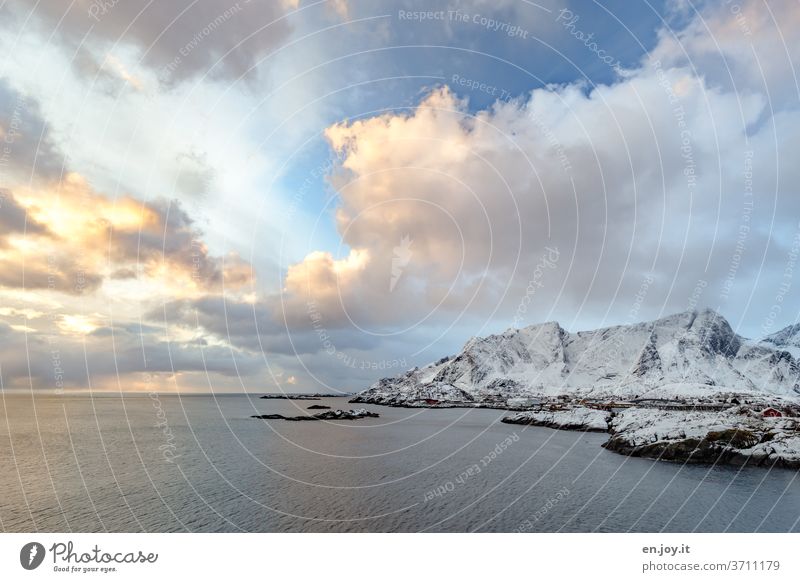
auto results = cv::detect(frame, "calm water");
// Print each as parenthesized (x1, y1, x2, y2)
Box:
(0, 393, 797, 532)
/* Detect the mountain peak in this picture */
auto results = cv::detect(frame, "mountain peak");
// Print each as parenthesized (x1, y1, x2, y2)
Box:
(357, 307, 799, 404)
(692, 306, 727, 321)
(764, 322, 800, 348)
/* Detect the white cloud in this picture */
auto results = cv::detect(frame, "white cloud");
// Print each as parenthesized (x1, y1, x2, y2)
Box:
(274, 0, 800, 338)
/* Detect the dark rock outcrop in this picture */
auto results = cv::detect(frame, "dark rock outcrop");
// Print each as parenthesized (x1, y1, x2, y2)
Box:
(252, 408, 379, 421)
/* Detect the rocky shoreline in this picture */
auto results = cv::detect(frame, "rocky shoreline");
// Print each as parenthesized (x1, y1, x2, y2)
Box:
(501, 407, 611, 432)
(354, 399, 800, 469)
(505, 404, 800, 469)
(349, 395, 507, 410)
(601, 407, 800, 469)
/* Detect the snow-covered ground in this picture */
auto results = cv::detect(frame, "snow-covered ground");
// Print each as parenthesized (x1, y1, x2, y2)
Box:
(604, 407, 800, 469)
(500, 404, 800, 468)
(503, 407, 611, 431)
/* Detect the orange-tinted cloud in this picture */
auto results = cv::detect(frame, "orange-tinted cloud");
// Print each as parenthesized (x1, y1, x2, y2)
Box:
(4, 173, 252, 298)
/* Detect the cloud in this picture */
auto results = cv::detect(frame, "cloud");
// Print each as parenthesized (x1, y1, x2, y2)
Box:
(105, 195, 254, 291)
(1, 172, 253, 297)
(0, 320, 264, 390)
(151, 295, 275, 351)
(0, 191, 49, 241)
(273, 0, 800, 337)
(174, 150, 216, 198)
(3, 0, 295, 85)
(0, 75, 262, 390)
(0, 78, 65, 180)
(69, 49, 147, 95)
(153, 0, 799, 374)
(280, 248, 370, 321)
(649, 0, 800, 110)
(0, 250, 104, 296)
(5, 0, 800, 394)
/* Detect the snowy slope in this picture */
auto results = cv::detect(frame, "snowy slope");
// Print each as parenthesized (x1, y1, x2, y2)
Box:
(355, 309, 800, 405)
(762, 323, 800, 359)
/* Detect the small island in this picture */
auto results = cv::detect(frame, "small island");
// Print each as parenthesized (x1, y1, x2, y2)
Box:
(252, 408, 379, 421)
(259, 393, 350, 401)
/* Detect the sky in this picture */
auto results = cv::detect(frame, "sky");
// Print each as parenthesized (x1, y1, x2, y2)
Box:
(0, 0, 799, 394)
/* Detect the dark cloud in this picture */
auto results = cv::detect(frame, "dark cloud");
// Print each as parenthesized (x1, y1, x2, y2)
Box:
(152, 296, 274, 345)
(0, 78, 65, 180)
(0, 251, 103, 295)
(150, 294, 381, 356)
(0, 322, 264, 390)
(0, 190, 50, 241)
(4, 0, 294, 86)
(107, 198, 252, 290)
(110, 267, 138, 280)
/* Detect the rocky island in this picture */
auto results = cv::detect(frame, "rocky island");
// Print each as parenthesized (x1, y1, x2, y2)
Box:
(259, 393, 350, 400)
(352, 309, 800, 468)
(252, 408, 379, 421)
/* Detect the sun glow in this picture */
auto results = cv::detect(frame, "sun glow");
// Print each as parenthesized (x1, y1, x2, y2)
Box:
(58, 314, 101, 335)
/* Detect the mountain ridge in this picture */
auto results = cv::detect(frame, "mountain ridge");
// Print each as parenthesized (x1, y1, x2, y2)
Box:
(354, 309, 800, 405)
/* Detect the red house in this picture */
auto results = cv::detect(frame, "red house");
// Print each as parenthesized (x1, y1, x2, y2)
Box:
(423, 398, 440, 405)
(762, 407, 783, 418)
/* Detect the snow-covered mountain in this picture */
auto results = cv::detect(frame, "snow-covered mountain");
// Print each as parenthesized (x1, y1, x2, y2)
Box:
(355, 309, 800, 405)
(762, 323, 800, 359)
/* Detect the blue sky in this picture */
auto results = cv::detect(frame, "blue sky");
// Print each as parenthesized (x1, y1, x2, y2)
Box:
(1, 0, 799, 393)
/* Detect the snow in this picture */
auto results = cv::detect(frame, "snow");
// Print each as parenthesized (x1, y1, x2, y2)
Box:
(500, 404, 800, 467)
(352, 309, 800, 467)
(607, 407, 800, 467)
(610, 408, 734, 445)
(505, 407, 611, 431)
(760, 324, 800, 360)
(356, 309, 800, 405)
(751, 434, 800, 464)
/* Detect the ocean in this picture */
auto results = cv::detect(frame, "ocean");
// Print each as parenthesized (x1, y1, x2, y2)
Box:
(0, 393, 797, 532)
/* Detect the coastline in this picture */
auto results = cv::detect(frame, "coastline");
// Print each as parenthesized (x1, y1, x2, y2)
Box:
(352, 397, 800, 470)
